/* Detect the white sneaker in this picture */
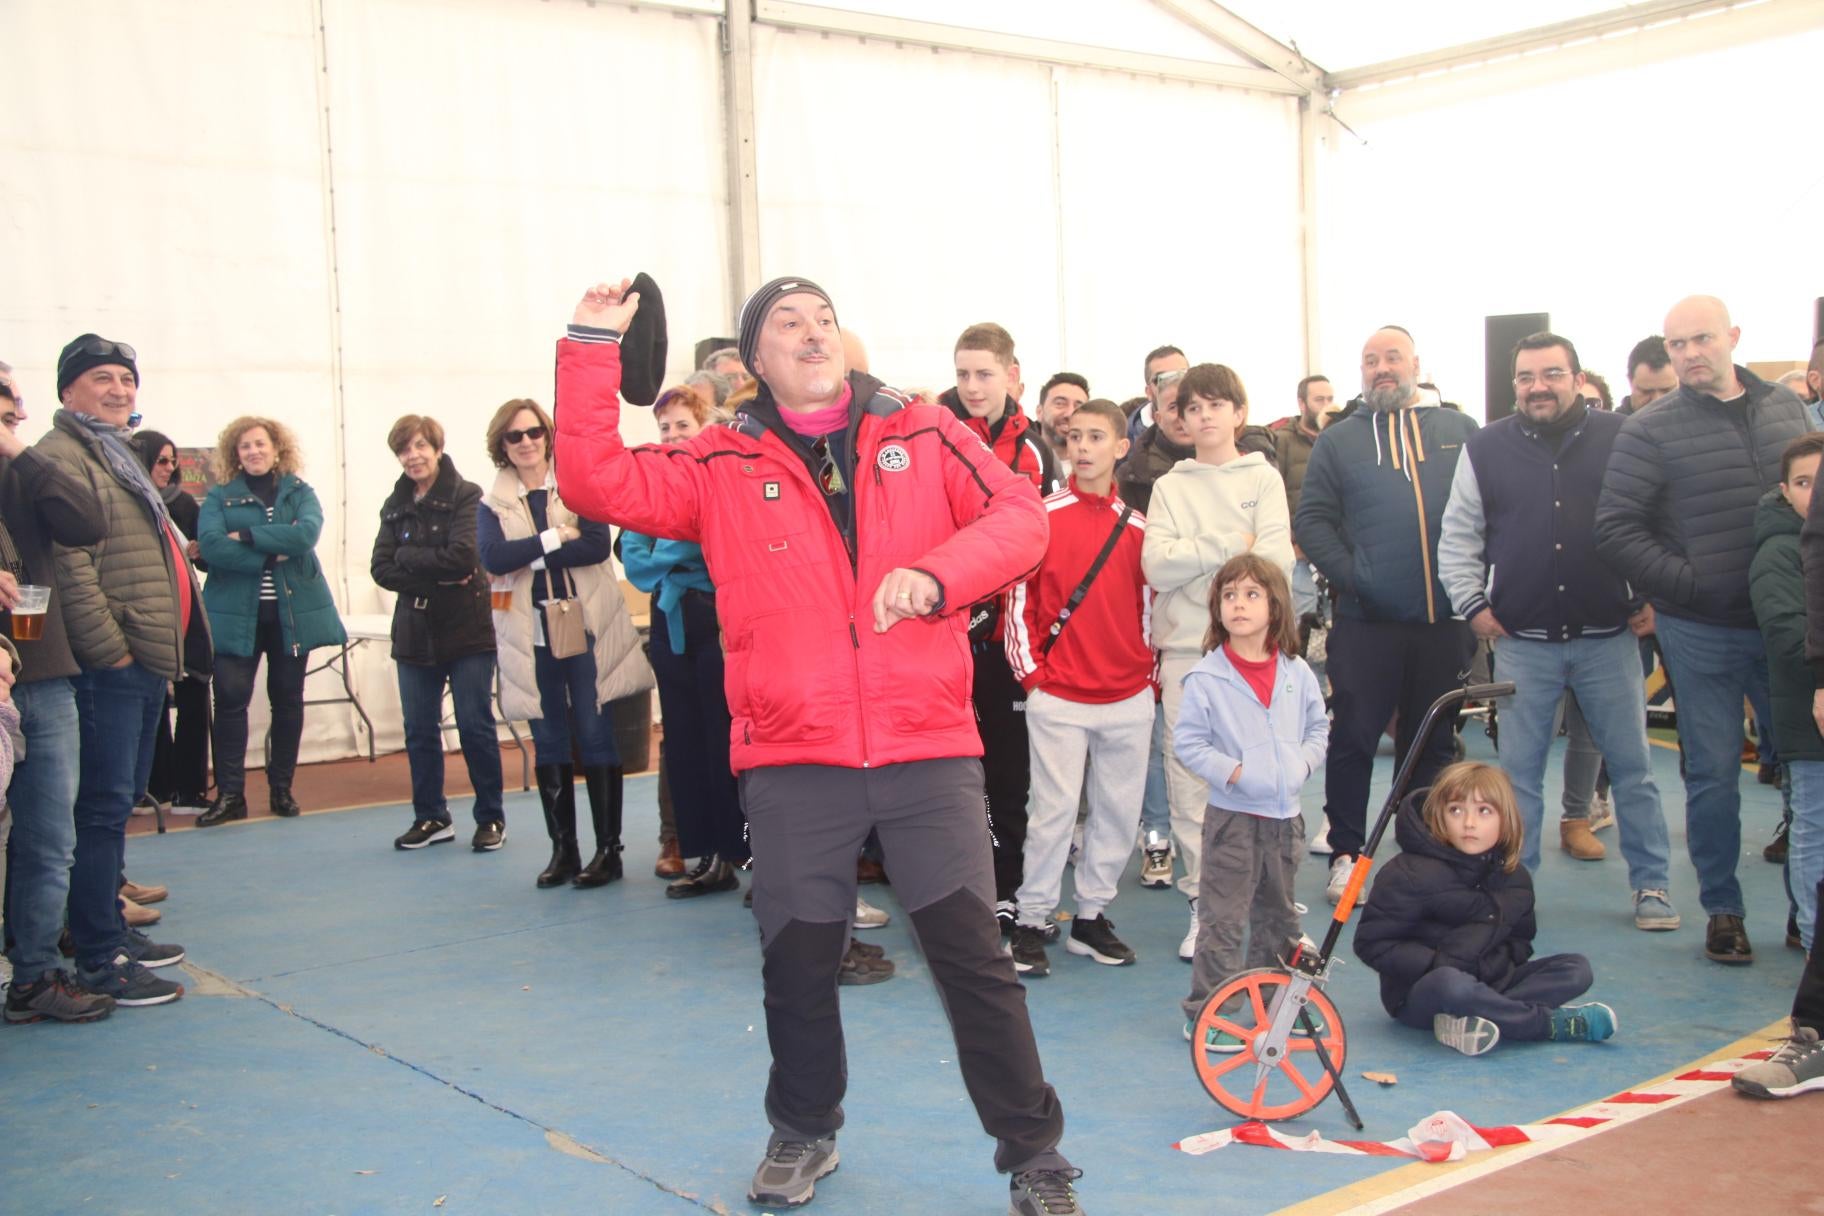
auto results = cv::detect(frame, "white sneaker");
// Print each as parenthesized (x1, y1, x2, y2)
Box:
(1587, 794, 1616, 833)
(1434, 1013, 1501, 1056)
(1308, 814, 1333, 855)
(1139, 830, 1173, 889)
(1179, 898, 1199, 962)
(854, 895, 890, 930)
(1325, 855, 1353, 906)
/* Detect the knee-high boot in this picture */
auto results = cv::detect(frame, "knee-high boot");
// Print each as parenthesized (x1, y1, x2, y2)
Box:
(536, 764, 581, 889)
(574, 764, 625, 888)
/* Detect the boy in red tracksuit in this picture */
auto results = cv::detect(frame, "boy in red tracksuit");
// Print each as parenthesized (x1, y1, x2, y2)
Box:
(1004, 398, 1155, 976)
(945, 322, 1060, 932)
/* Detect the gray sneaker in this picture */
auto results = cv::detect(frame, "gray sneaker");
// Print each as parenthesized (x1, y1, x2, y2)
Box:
(4, 969, 116, 1024)
(747, 1136, 838, 1208)
(77, 952, 184, 1007)
(1733, 1025, 1824, 1099)
(1009, 1166, 1084, 1215)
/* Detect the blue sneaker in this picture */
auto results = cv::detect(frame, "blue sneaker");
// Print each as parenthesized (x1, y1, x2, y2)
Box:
(1633, 889, 1680, 931)
(1548, 1002, 1617, 1043)
(77, 952, 185, 1008)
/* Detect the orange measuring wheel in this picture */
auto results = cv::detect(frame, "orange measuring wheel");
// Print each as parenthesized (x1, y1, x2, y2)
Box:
(1190, 968, 1346, 1122)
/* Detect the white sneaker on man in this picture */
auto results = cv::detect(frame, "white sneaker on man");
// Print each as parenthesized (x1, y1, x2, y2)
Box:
(1179, 898, 1199, 962)
(1308, 814, 1333, 855)
(854, 896, 890, 929)
(1325, 855, 1354, 906)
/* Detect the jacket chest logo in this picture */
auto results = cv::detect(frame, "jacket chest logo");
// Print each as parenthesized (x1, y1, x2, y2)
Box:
(763, 481, 780, 500)
(877, 443, 911, 473)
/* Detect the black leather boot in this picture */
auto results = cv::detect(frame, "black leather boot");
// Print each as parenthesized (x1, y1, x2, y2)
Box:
(574, 765, 624, 888)
(269, 787, 302, 818)
(535, 764, 581, 889)
(197, 792, 248, 828)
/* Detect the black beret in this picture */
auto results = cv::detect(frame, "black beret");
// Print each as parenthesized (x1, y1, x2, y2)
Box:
(619, 272, 668, 407)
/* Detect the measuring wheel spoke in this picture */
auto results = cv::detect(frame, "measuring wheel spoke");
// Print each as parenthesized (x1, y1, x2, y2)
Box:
(1200, 1049, 1254, 1081)
(1280, 1059, 1324, 1103)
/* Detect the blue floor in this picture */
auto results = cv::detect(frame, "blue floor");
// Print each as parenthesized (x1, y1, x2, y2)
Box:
(1, 732, 1801, 1215)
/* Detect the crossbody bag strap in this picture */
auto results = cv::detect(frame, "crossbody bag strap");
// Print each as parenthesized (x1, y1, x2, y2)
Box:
(1039, 503, 1133, 656)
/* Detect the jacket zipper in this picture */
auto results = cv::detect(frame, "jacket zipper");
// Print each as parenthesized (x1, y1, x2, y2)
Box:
(1405, 411, 1438, 623)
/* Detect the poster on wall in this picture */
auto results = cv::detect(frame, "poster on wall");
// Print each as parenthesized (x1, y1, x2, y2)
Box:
(176, 448, 215, 501)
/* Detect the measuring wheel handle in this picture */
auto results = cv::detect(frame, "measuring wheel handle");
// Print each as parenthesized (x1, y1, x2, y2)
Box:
(1190, 968, 1347, 1122)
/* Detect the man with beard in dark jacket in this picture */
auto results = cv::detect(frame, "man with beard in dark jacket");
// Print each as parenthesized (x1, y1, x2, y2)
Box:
(1296, 326, 1478, 907)
(1595, 295, 1807, 966)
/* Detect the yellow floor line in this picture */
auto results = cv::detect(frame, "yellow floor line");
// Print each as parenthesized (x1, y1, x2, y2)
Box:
(1267, 1018, 1791, 1216)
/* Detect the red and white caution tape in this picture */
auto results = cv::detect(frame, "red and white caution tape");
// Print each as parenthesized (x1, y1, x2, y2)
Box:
(1175, 1048, 1775, 1162)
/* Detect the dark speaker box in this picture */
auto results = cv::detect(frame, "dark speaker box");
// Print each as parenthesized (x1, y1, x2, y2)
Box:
(1485, 313, 1549, 422)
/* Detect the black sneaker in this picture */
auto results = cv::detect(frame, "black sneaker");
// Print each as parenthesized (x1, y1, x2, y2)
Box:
(1010, 1166, 1085, 1215)
(77, 952, 184, 1007)
(124, 930, 185, 969)
(196, 792, 248, 828)
(471, 821, 506, 852)
(1064, 915, 1135, 966)
(1705, 913, 1754, 964)
(395, 820, 455, 850)
(4, 970, 116, 1024)
(270, 787, 302, 818)
(1010, 925, 1051, 978)
(747, 1136, 838, 1207)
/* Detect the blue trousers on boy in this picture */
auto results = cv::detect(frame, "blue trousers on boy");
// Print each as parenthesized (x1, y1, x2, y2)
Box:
(1396, 954, 1592, 1042)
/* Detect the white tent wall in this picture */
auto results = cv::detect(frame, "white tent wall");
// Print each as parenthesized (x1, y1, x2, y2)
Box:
(748, 26, 1305, 408)
(1312, 21, 1824, 419)
(319, 0, 729, 758)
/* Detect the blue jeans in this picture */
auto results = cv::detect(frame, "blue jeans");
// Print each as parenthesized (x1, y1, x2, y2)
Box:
(1492, 634, 1671, 890)
(527, 640, 620, 768)
(69, 663, 166, 969)
(3, 678, 80, 985)
(1138, 699, 1169, 840)
(1790, 760, 1824, 952)
(396, 652, 505, 826)
(1291, 558, 1319, 620)
(1652, 613, 1770, 917)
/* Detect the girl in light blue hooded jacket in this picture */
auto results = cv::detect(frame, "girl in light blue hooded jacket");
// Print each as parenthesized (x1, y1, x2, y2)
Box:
(1174, 553, 1327, 1047)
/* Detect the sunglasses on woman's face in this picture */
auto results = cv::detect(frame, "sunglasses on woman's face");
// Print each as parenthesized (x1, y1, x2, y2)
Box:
(155, 456, 178, 467)
(504, 426, 547, 444)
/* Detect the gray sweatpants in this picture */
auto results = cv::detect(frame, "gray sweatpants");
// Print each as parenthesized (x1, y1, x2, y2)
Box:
(1181, 809, 1304, 1024)
(1015, 687, 1153, 926)
(741, 757, 1068, 1176)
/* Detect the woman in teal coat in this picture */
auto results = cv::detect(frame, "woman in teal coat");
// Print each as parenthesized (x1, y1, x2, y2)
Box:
(196, 417, 346, 825)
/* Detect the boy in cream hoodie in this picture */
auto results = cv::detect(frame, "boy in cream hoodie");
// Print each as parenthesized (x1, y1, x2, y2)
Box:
(1142, 363, 1292, 960)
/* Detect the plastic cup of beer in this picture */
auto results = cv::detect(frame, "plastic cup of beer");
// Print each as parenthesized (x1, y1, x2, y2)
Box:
(490, 579, 513, 612)
(11, 585, 49, 641)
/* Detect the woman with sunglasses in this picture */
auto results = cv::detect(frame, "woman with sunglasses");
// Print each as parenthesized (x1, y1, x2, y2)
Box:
(196, 417, 346, 825)
(477, 399, 651, 888)
(129, 431, 211, 816)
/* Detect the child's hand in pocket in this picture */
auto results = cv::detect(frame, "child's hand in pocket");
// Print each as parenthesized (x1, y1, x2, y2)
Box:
(1228, 764, 1242, 786)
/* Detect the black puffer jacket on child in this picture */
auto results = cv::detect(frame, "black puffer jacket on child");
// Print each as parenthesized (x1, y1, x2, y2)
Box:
(1353, 790, 1537, 1017)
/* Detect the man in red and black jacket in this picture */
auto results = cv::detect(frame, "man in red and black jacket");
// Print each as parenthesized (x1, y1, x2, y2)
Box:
(555, 278, 1084, 1215)
(941, 322, 1059, 933)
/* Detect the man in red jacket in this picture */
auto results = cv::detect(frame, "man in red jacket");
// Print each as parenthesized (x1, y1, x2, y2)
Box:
(554, 277, 1084, 1216)
(1004, 398, 1155, 978)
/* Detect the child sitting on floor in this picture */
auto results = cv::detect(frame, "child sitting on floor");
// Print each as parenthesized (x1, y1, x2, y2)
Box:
(1175, 554, 1326, 1050)
(1354, 761, 1616, 1055)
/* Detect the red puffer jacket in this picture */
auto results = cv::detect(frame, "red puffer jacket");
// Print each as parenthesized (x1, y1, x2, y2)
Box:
(555, 337, 1047, 773)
